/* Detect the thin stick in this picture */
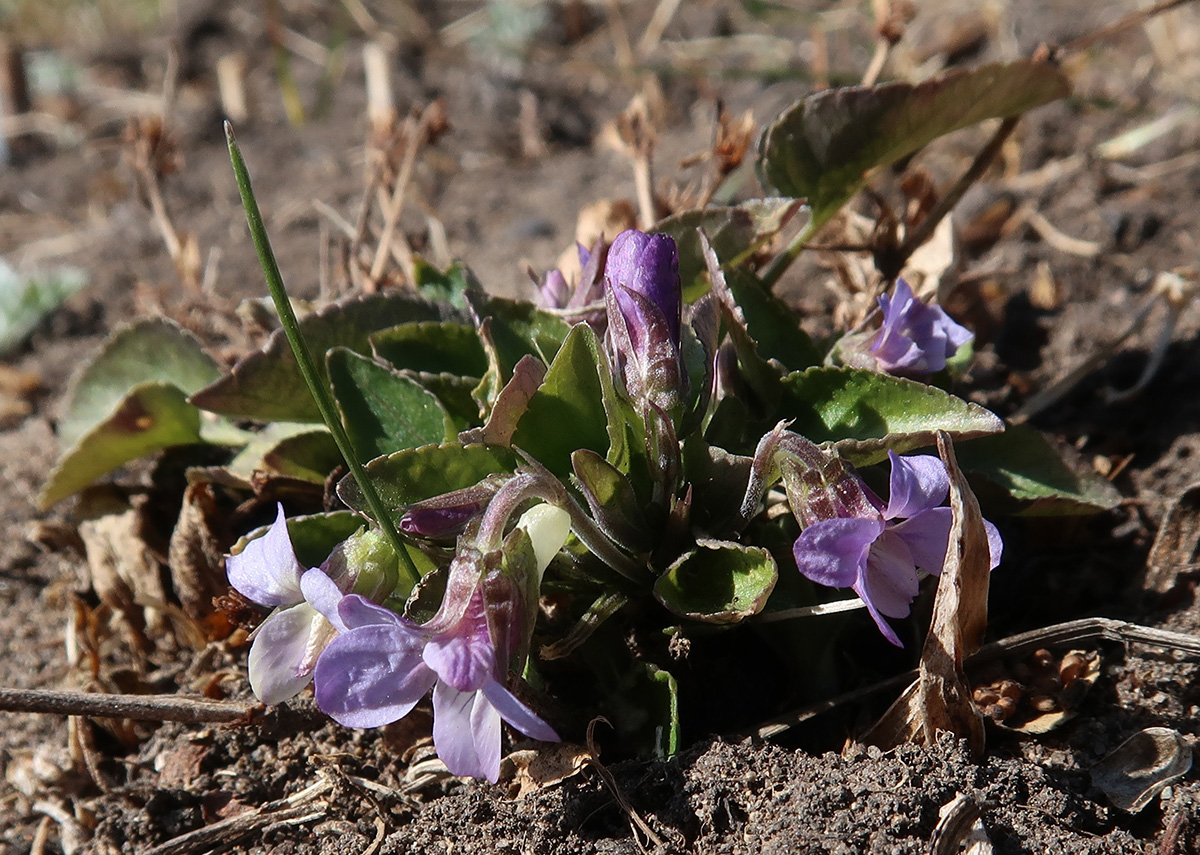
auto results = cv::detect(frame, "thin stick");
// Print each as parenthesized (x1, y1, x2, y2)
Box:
(225, 123, 420, 590)
(883, 116, 1018, 281)
(0, 688, 254, 723)
(751, 617, 1200, 739)
(369, 107, 432, 283)
(1059, 0, 1195, 55)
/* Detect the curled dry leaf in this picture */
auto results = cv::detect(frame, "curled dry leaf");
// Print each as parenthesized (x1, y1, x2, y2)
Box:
(1090, 727, 1193, 813)
(501, 743, 591, 798)
(1143, 482, 1200, 597)
(863, 431, 989, 755)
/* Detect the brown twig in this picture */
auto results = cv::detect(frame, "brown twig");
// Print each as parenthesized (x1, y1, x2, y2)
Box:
(881, 116, 1018, 282)
(0, 688, 256, 723)
(1058, 0, 1196, 55)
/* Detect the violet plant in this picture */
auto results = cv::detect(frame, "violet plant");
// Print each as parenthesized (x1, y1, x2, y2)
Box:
(45, 61, 1119, 779)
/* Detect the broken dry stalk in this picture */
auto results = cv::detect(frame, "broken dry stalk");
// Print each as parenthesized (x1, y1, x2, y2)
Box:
(0, 688, 254, 723)
(369, 103, 441, 285)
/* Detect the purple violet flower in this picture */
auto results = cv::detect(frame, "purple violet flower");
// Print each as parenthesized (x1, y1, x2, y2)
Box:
(868, 279, 973, 376)
(225, 505, 346, 705)
(313, 504, 569, 782)
(791, 451, 1002, 646)
(604, 229, 684, 411)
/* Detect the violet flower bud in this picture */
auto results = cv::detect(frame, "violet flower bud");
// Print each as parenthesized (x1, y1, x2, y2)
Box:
(867, 279, 973, 376)
(604, 229, 684, 412)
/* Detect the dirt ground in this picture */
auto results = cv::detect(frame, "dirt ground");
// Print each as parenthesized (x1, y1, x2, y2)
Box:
(2, 0, 1200, 852)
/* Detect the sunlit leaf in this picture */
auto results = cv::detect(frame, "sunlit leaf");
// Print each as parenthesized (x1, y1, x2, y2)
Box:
(778, 366, 1004, 464)
(412, 258, 482, 310)
(228, 423, 342, 484)
(757, 60, 1070, 230)
(0, 260, 86, 355)
(371, 321, 488, 377)
(59, 318, 220, 447)
(190, 293, 453, 422)
(40, 382, 204, 508)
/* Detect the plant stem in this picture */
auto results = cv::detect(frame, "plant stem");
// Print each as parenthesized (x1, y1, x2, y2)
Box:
(0, 688, 254, 722)
(758, 217, 818, 289)
(225, 122, 420, 591)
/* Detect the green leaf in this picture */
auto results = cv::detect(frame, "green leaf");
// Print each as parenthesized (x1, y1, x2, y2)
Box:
(337, 443, 519, 530)
(58, 318, 220, 448)
(190, 293, 452, 422)
(327, 348, 452, 460)
(653, 539, 777, 624)
(645, 663, 680, 760)
(511, 324, 613, 479)
(228, 423, 342, 483)
(572, 449, 649, 552)
(371, 321, 488, 377)
(757, 59, 1071, 231)
(655, 198, 808, 301)
(40, 382, 204, 508)
(412, 258, 482, 310)
(957, 424, 1121, 515)
(464, 292, 572, 377)
(778, 366, 1004, 464)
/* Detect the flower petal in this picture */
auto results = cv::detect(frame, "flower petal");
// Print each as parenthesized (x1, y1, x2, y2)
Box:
(432, 682, 493, 781)
(423, 607, 494, 693)
(226, 504, 304, 607)
(481, 680, 559, 743)
(862, 531, 919, 618)
(300, 568, 347, 633)
(314, 625, 434, 728)
(470, 691, 503, 784)
(984, 520, 1003, 570)
(792, 517, 885, 589)
(248, 604, 320, 705)
(337, 593, 406, 630)
(890, 507, 952, 575)
(885, 453, 949, 520)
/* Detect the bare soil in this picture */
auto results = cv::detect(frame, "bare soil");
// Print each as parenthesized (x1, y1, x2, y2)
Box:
(2, 1, 1199, 853)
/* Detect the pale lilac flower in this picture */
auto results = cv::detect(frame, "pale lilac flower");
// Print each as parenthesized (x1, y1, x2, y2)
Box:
(313, 504, 569, 782)
(604, 229, 683, 411)
(791, 452, 1002, 646)
(225, 505, 345, 704)
(868, 279, 973, 376)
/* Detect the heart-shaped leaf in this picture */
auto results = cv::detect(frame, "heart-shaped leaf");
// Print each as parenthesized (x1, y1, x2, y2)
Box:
(511, 324, 614, 479)
(191, 293, 453, 422)
(337, 443, 519, 530)
(655, 198, 809, 300)
(465, 292, 572, 377)
(327, 348, 452, 460)
(654, 539, 778, 624)
(779, 366, 1003, 464)
(59, 318, 220, 447)
(41, 382, 205, 508)
(956, 424, 1121, 515)
(757, 59, 1070, 231)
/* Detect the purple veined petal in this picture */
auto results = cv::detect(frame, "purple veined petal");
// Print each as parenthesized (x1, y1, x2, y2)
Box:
(481, 680, 560, 743)
(300, 568, 347, 633)
(792, 517, 885, 589)
(337, 593, 407, 630)
(884, 452, 950, 520)
(889, 507, 953, 576)
(606, 229, 682, 345)
(432, 682, 491, 781)
(226, 504, 305, 607)
(862, 531, 920, 619)
(247, 603, 320, 705)
(314, 625, 435, 728)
